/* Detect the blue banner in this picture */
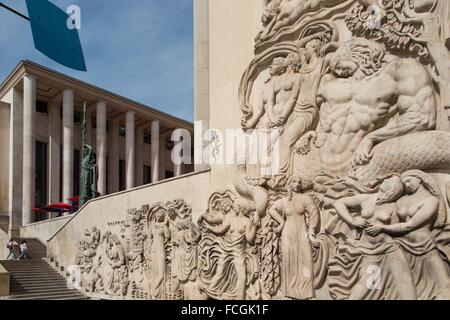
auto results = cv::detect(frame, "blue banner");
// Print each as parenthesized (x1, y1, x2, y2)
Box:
(26, 0, 86, 71)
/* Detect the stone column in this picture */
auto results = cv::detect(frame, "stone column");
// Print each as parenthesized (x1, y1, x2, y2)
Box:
(125, 111, 135, 189)
(8, 87, 24, 237)
(135, 127, 144, 186)
(62, 89, 74, 208)
(151, 120, 160, 183)
(109, 119, 120, 194)
(174, 135, 183, 177)
(22, 74, 36, 226)
(194, 0, 210, 172)
(96, 101, 107, 196)
(48, 101, 61, 205)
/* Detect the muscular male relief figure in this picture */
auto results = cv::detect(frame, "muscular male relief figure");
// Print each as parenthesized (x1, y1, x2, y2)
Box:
(301, 38, 437, 175)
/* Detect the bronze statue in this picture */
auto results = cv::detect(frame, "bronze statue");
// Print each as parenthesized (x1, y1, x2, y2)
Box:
(79, 101, 99, 208)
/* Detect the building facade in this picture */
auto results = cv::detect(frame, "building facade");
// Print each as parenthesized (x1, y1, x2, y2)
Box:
(0, 60, 194, 236)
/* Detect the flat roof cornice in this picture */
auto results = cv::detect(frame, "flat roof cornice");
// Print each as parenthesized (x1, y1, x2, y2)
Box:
(0, 60, 193, 130)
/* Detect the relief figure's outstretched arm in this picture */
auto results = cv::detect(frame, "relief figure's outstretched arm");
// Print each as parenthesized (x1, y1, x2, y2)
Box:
(334, 195, 371, 229)
(205, 219, 231, 236)
(245, 216, 260, 245)
(243, 93, 267, 129)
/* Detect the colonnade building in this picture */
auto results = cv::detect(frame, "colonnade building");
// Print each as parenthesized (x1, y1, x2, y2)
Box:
(0, 60, 194, 237)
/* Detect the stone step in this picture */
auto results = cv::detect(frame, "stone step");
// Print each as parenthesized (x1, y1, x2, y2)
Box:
(11, 274, 63, 279)
(11, 278, 68, 284)
(5, 265, 58, 270)
(10, 273, 61, 278)
(9, 272, 60, 276)
(11, 282, 71, 290)
(11, 277, 66, 283)
(7, 268, 60, 272)
(3, 265, 58, 271)
(1, 257, 85, 300)
(0, 263, 49, 267)
(0, 261, 48, 265)
(10, 285, 78, 294)
(6, 289, 82, 298)
(6, 291, 86, 300)
(54, 296, 87, 301)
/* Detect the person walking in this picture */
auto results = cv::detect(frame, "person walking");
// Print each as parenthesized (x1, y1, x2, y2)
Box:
(6, 239, 15, 260)
(18, 240, 28, 260)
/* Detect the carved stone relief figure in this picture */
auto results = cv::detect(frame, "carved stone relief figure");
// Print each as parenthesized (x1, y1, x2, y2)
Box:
(299, 37, 437, 178)
(147, 204, 171, 300)
(366, 170, 450, 299)
(257, 0, 347, 43)
(198, 194, 260, 300)
(268, 175, 321, 300)
(77, 227, 100, 270)
(199, 191, 234, 227)
(167, 200, 201, 293)
(76, 227, 101, 292)
(233, 23, 337, 223)
(347, 0, 450, 125)
(101, 231, 128, 296)
(243, 32, 334, 190)
(328, 175, 417, 300)
(122, 207, 149, 298)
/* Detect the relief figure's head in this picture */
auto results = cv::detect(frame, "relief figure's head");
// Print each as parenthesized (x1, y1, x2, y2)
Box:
(376, 175, 404, 205)
(154, 209, 166, 223)
(286, 52, 304, 72)
(401, 176, 423, 195)
(270, 57, 288, 76)
(221, 198, 234, 215)
(304, 39, 322, 59)
(330, 38, 385, 78)
(286, 175, 302, 193)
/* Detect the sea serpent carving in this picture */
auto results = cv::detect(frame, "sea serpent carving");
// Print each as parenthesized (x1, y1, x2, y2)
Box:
(354, 131, 450, 183)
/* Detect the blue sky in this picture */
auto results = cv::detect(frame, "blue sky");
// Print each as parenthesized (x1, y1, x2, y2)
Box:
(0, 0, 194, 121)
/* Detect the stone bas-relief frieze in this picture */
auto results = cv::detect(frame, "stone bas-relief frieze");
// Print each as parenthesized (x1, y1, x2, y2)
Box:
(75, 200, 202, 300)
(229, 0, 450, 300)
(74, 0, 450, 300)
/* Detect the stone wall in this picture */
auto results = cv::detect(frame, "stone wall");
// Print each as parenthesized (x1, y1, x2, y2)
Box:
(46, 170, 211, 298)
(0, 228, 9, 260)
(0, 264, 10, 297)
(20, 216, 71, 245)
(0, 101, 10, 226)
(198, 0, 450, 300)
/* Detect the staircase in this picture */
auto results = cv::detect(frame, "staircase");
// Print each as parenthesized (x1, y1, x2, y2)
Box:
(0, 238, 86, 300)
(10, 238, 47, 260)
(0, 259, 86, 300)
